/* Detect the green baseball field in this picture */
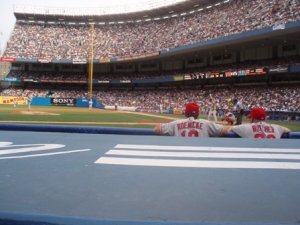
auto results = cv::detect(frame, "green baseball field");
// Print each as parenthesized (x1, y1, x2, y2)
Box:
(0, 105, 299, 131)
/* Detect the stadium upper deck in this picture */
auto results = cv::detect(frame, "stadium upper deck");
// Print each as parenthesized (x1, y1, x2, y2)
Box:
(3, 0, 300, 60)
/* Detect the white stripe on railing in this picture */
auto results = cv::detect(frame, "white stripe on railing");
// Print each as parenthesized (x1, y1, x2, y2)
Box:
(115, 144, 300, 153)
(106, 150, 300, 160)
(95, 157, 300, 170)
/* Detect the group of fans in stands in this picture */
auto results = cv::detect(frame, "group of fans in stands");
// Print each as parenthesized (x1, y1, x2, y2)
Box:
(1, 85, 299, 113)
(4, 0, 300, 59)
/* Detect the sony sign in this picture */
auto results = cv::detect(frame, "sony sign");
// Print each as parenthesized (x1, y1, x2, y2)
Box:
(51, 98, 76, 106)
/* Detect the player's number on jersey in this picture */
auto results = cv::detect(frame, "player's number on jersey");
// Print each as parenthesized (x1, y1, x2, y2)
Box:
(254, 133, 276, 139)
(181, 130, 199, 137)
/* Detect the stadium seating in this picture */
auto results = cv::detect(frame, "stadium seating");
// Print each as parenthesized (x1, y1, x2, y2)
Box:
(4, 0, 300, 59)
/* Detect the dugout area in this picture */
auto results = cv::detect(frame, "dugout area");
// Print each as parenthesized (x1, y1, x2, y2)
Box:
(0, 130, 300, 225)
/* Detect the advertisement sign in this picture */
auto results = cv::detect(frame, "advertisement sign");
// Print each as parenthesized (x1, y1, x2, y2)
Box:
(272, 23, 285, 30)
(246, 68, 268, 75)
(174, 76, 184, 81)
(50, 98, 76, 106)
(225, 71, 238, 77)
(72, 59, 87, 64)
(268, 66, 288, 74)
(238, 70, 247, 76)
(38, 58, 52, 63)
(3, 77, 20, 82)
(98, 80, 110, 83)
(99, 57, 110, 63)
(120, 80, 131, 83)
(22, 78, 39, 82)
(0, 96, 27, 105)
(0, 57, 16, 62)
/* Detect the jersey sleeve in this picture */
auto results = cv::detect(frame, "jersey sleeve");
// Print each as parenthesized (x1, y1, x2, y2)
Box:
(160, 122, 176, 136)
(207, 122, 225, 137)
(273, 124, 289, 137)
(231, 124, 250, 138)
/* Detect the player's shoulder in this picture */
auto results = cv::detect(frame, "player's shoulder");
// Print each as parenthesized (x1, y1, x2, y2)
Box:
(232, 123, 251, 129)
(196, 118, 209, 123)
(197, 118, 220, 125)
(171, 118, 190, 124)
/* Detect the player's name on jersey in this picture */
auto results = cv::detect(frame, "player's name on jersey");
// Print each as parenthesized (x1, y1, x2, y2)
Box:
(251, 124, 275, 133)
(177, 121, 203, 129)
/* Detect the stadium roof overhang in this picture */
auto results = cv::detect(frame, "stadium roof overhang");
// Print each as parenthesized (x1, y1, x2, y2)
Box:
(14, 0, 221, 24)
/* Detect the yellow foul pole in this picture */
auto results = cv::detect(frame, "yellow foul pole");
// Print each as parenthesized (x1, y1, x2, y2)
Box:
(89, 23, 94, 99)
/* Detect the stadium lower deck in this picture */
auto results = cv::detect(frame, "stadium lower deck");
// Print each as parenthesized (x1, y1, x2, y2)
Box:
(0, 131, 300, 225)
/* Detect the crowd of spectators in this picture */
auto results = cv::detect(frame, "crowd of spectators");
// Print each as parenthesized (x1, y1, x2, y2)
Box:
(1, 85, 299, 113)
(4, 0, 300, 59)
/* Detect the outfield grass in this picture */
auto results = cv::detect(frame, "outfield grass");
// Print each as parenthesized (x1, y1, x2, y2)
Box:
(0, 105, 171, 126)
(0, 105, 299, 131)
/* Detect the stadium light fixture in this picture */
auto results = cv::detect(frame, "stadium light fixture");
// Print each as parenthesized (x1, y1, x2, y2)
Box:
(214, 2, 221, 6)
(171, 14, 178, 17)
(206, 5, 212, 9)
(180, 12, 187, 16)
(223, 0, 230, 3)
(163, 16, 169, 19)
(189, 10, 195, 14)
(197, 8, 204, 11)
(154, 17, 161, 20)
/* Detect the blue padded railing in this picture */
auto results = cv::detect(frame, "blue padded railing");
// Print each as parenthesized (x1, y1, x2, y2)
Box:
(0, 123, 153, 135)
(0, 123, 299, 138)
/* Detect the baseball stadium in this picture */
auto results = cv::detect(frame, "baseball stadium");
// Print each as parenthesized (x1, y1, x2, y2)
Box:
(0, 0, 300, 224)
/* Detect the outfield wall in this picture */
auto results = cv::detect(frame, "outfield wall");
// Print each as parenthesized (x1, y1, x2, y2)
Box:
(0, 97, 105, 109)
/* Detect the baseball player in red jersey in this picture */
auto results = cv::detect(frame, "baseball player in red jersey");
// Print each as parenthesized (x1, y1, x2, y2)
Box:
(231, 107, 290, 138)
(154, 102, 228, 137)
